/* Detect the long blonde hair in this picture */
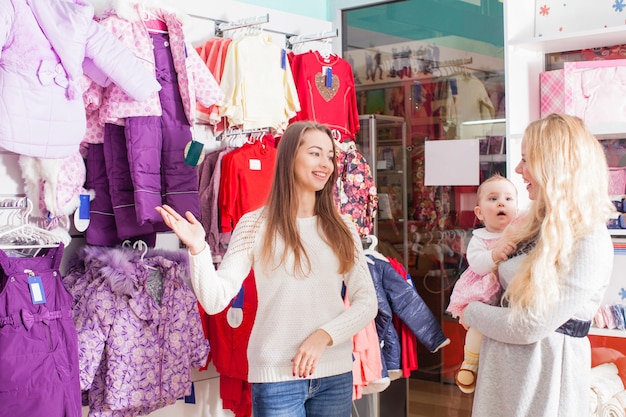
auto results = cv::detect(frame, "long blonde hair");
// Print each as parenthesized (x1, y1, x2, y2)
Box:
(259, 121, 356, 278)
(503, 114, 615, 322)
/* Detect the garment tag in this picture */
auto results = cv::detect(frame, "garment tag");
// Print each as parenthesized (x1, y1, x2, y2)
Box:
(413, 82, 422, 100)
(184, 382, 196, 404)
(449, 78, 458, 95)
(325, 67, 333, 87)
(74, 194, 91, 232)
(281, 49, 286, 70)
(184, 140, 205, 166)
(28, 276, 46, 305)
(232, 286, 245, 308)
(227, 286, 245, 328)
(79, 194, 90, 219)
(249, 159, 261, 170)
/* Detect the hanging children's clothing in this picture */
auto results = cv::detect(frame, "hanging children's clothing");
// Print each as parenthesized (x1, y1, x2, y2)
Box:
(123, 31, 205, 226)
(82, 4, 224, 238)
(334, 141, 378, 237)
(199, 270, 257, 417)
(0, 244, 82, 417)
(197, 146, 236, 262)
(218, 136, 277, 233)
(64, 245, 209, 417)
(289, 50, 360, 141)
(219, 33, 301, 131)
(0, 0, 160, 159)
(196, 37, 233, 131)
(365, 252, 450, 377)
(103, 123, 161, 239)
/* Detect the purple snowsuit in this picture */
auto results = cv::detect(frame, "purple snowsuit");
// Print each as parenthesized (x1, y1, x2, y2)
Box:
(84, 142, 157, 247)
(0, 244, 81, 417)
(107, 32, 200, 231)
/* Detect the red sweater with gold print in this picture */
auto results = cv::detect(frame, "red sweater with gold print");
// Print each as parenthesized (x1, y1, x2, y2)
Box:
(289, 51, 360, 141)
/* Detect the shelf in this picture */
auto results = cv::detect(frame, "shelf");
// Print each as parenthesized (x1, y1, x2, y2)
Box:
(589, 327, 626, 338)
(378, 139, 404, 145)
(508, 25, 626, 54)
(377, 170, 404, 174)
(479, 155, 506, 163)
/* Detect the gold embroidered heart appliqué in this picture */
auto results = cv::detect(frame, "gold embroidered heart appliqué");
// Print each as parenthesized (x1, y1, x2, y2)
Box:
(315, 73, 340, 101)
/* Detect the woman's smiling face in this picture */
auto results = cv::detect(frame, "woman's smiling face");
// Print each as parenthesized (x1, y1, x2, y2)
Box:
(515, 137, 537, 200)
(293, 129, 335, 194)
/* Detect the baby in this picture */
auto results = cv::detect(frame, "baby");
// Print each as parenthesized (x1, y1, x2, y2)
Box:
(447, 173, 518, 394)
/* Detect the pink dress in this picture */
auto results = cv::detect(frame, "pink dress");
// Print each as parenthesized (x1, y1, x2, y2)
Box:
(446, 228, 503, 318)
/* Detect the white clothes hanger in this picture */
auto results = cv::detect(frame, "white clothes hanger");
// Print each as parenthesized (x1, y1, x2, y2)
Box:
(363, 235, 389, 264)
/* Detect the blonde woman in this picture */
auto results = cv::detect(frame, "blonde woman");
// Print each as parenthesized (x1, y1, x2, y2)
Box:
(461, 114, 615, 416)
(157, 121, 377, 417)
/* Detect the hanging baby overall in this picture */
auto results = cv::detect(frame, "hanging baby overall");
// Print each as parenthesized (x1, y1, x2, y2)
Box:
(124, 32, 201, 226)
(0, 244, 81, 417)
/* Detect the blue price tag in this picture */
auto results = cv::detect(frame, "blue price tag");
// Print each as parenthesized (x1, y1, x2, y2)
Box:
(326, 67, 333, 88)
(79, 194, 91, 220)
(28, 276, 46, 305)
(449, 78, 458, 95)
(281, 49, 286, 70)
(232, 286, 245, 308)
(184, 382, 196, 404)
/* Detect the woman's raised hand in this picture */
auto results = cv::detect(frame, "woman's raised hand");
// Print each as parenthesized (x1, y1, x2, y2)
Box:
(155, 205, 206, 255)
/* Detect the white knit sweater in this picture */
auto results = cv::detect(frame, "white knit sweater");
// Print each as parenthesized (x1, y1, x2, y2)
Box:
(189, 208, 378, 383)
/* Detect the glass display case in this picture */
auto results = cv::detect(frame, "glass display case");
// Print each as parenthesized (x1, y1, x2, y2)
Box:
(356, 114, 409, 269)
(354, 113, 409, 417)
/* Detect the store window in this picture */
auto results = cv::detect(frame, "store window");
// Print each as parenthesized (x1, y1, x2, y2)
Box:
(342, 0, 505, 383)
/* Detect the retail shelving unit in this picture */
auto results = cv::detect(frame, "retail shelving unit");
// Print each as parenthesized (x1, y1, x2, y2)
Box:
(503, 2, 626, 340)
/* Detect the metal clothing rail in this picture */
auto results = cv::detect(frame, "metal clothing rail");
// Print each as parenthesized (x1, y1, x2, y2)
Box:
(287, 29, 339, 45)
(217, 13, 269, 32)
(188, 13, 294, 38)
(218, 127, 271, 138)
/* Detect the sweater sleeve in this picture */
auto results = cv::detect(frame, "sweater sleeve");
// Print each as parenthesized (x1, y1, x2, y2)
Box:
(82, 20, 160, 102)
(187, 44, 224, 109)
(464, 227, 614, 345)
(0, 3, 12, 52)
(466, 236, 495, 276)
(188, 210, 258, 314)
(320, 218, 378, 346)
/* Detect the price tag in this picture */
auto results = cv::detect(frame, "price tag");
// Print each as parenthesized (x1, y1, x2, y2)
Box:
(28, 276, 46, 305)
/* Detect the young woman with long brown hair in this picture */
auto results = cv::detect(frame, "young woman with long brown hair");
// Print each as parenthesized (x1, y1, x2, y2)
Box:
(157, 121, 377, 417)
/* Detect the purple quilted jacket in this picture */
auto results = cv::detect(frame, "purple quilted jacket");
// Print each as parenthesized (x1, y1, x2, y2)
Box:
(64, 245, 209, 417)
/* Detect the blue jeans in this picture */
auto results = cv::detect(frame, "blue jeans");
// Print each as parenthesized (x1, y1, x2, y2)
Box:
(251, 372, 353, 417)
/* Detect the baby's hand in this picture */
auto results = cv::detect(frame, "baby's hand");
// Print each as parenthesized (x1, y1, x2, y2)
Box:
(492, 240, 517, 263)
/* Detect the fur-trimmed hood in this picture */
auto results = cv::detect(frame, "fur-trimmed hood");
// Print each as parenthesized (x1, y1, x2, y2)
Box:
(67, 244, 189, 297)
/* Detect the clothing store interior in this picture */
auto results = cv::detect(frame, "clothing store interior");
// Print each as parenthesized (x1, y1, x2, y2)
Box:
(2, 0, 626, 416)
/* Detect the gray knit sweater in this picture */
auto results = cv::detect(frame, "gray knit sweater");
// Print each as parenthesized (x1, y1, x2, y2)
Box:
(464, 226, 614, 417)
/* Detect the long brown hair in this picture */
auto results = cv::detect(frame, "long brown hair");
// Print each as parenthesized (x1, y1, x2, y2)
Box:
(259, 121, 356, 278)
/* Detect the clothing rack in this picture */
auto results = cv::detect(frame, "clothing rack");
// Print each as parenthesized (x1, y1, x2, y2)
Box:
(217, 13, 269, 33)
(0, 196, 61, 255)
(188, 13, 294, 38)
(438, 57, 473, 68)
(219, 127, 271, 137)
(287, 29, 339, 45)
